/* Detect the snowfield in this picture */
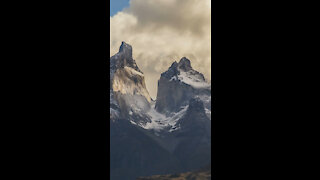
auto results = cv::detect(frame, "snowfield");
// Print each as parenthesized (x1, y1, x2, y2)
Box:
(129, 103, 188, 132)
(177, 71, 211, 89)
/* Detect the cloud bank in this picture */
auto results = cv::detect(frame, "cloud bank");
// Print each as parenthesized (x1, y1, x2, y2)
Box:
(110, 0, 211, 99)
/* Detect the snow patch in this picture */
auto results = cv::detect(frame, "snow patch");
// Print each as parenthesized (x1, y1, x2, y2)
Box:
(178, 71, 211, 89)
(142, 104, 189, 132)
(130, 120, 137, 125)
(205, 108, 211, 120)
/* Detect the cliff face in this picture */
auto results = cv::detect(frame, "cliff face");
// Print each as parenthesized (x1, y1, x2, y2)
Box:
(110, 42, 152, 125)
(109, 42, 212, 180)
(155, 57, 211, 117)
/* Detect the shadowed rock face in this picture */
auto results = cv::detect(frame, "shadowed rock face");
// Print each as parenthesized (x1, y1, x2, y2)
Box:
(169, 98, 211, 171)
(178, 98, 209, 129)
(156, 77, 194, 114)
(178, 57, 192, 71)
(110, 119, 183, 180)
(119, 41, 133, 57)
(155, 57, 210, 115)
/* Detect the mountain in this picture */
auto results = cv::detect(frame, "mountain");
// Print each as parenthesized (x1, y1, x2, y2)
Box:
(110, 42, 212, 180)
(110, 42, 152, 125)
(155, 57, 211, 119)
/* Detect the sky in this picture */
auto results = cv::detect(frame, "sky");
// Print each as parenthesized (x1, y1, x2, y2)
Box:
(110, 0, 211, 99)
(110, 0, 129, 16)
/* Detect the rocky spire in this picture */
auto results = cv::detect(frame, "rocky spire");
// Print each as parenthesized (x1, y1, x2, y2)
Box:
(110, 41, 141, 73)
(119, 41, 133, 57)
(156, 56, 210, 114)
(178, 57, 192, 71)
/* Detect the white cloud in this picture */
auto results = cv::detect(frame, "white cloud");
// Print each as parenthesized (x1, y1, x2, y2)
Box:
(110, 0, 211, 99)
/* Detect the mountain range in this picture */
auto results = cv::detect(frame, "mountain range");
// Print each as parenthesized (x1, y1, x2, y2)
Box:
(110, 42, 212, 180)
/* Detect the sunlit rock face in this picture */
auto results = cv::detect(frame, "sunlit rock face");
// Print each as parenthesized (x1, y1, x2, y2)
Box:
(110, 42, 152, 124)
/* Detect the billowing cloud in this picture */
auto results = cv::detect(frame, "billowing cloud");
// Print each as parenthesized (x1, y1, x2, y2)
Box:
(110, 0, 211, 99)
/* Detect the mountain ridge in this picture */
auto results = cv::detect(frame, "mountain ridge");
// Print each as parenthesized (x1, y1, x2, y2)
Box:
(110, 42, 212, 180)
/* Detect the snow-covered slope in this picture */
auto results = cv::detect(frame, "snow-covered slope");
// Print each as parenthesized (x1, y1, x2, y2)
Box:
(172, 57, 211, 90)
(177, 70, 211, 89)
(141, 102, 188, 132)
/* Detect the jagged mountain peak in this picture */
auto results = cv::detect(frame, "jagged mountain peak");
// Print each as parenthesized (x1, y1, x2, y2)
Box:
(110, 42, 141, 73)
(161, 57, 193, 79)
(156, 57, 210, 114)
(171, 61, 178, 68)
(161, 57, 209, 89)
(119, 41, 132, 57)
(178, 57, 192, 71)
(165, 57, 192, 73)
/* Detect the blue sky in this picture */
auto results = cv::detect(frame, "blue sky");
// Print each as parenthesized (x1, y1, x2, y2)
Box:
(110, 0, 130, 16)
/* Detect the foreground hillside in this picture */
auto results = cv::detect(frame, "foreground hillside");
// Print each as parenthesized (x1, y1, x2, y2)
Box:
(137, 166, 211, 180)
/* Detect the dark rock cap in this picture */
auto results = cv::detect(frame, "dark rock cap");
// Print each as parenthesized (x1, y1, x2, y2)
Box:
(119, 41, 133, 57)
(178, 57, 192, 71)
(110, 41, 142, 73)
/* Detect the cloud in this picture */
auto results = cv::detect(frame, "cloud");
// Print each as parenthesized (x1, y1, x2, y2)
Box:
(110, 0, 211, 99)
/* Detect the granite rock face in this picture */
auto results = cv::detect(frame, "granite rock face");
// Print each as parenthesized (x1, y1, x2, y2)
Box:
(110, 41, 152, 125)
(155, 57, 211, 116)
(109, 42, 212, 180)
(111, 41, 140, 72)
